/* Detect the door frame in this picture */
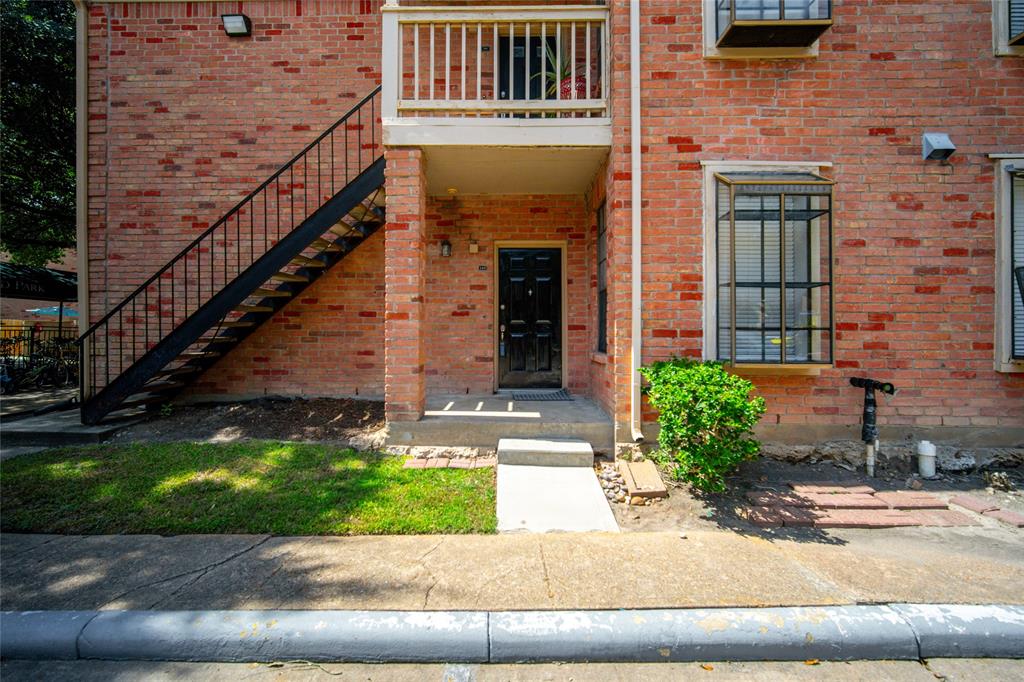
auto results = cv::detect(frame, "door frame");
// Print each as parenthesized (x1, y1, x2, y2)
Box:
(493, 240, 569, 392)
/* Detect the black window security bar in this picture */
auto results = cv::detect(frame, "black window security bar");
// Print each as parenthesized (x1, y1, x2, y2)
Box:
(596, 202, 608, 353)
(716, 0, 833, 48)
(1012, 170, 1023, 359)
(79, 87, 382, 404)
(1012, 0, 1024, 46)
(715, 171, 834, 366)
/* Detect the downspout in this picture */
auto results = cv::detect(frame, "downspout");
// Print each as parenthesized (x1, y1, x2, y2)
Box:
(74, 0, 90, 393)
(628, 0, 644, 442)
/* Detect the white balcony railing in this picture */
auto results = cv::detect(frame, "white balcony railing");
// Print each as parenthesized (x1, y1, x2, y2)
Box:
(382, 4, 609, 121)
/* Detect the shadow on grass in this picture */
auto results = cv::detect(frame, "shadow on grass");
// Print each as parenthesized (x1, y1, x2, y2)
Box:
(0, 441, 495, 536)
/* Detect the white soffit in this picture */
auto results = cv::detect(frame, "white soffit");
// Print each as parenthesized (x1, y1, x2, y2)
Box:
(423, 146, 608, 196)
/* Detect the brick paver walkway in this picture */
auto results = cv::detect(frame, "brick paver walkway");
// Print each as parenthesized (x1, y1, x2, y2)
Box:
(741, 484, 1024, 529)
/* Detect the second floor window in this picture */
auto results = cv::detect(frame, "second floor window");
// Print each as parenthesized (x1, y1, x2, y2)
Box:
(715, 172, 834, 365)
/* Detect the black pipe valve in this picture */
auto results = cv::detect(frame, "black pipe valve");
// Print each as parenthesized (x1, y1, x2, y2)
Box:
(849, 377, 896, 444)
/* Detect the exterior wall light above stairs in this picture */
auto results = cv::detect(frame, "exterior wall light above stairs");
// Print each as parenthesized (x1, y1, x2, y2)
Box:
(221, 14, 252, 38)
(440, 240, 452, 257)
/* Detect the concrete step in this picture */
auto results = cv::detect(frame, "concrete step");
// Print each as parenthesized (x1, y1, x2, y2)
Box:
(497, 438, 594, 467)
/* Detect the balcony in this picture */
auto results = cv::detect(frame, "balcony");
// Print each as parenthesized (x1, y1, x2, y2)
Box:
(382, 3, 610, 149)
(715, 0, 832, 48)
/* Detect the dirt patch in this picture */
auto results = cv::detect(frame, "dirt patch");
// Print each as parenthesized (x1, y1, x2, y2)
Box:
(109, 397, 387, 449)
(608, 454, 1024, 535)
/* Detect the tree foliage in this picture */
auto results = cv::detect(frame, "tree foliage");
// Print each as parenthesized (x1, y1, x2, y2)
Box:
(1, 0, 76, 266)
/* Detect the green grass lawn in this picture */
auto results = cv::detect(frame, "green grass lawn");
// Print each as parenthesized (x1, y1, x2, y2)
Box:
(0, 442, 495, 535)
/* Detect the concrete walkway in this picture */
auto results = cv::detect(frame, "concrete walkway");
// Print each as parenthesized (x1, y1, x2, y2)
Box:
(496, 464, 619, 533)
(3, 526, 1022, 612)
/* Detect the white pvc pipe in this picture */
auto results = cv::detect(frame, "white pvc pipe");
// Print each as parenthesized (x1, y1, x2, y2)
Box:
(629, 0, 643, 443)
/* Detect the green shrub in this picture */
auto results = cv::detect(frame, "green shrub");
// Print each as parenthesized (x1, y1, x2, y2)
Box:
(639, 359, 766, 492)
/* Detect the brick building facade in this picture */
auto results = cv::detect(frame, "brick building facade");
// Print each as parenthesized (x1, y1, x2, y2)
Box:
(80, 0, 1024, 443)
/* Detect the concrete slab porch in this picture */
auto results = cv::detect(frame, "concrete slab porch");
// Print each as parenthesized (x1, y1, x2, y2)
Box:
(386, 394, 613, 451)
(0, 409, 143, 447)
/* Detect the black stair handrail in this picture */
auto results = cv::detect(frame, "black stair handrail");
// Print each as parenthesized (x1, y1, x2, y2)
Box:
(80, 86, 382, 400)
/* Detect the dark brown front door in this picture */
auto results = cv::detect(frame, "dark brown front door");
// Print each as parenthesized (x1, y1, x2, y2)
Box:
(498, 248, 562, 389)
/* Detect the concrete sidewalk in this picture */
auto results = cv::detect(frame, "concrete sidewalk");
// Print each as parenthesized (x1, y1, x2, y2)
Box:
(3, 526, 1023, 611)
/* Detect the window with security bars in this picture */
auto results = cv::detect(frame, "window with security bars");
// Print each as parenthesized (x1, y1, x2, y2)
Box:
(596, 202, 608, 353)
(715, 172, 834, 365)
(1011, 0, 1024, 46)
(1012, 170, 1023, 359)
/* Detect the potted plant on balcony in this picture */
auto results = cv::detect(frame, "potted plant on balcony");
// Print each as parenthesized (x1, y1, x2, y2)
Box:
(533, 42, 591, 101)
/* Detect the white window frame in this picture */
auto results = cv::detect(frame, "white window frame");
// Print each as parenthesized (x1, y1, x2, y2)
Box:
(993, 0, 1024, 57)
(994, 155, 1024, 373)
(701, 160, 833, 373)
(702, 0, 822, 59)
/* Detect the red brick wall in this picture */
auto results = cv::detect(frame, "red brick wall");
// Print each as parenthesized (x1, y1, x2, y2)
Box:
(384, 147, 428, 420)
(86, 0, 382, 327)
(89, 0, 1024, 435)
(422, 194, 592, 396)
(613, 0, 1024, 432)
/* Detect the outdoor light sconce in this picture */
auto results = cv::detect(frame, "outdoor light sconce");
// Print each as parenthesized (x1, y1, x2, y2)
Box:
(221, 14, 253, 38)
(440, 240, 452, 257)
(922, 132, 956, 161)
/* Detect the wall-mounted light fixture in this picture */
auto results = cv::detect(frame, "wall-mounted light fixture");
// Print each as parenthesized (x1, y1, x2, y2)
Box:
(922, 132, 956, 161)
(440, 240, 452, 257)
(221, 14, 253, 38)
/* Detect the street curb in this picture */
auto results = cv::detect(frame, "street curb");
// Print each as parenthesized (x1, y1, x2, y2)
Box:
(2, 605, 1023, 663)
(79, 611, 489, 663)
(891, 604, 1024, 658)
(489, 605, 919, 662)
(0, 611, 96, 661)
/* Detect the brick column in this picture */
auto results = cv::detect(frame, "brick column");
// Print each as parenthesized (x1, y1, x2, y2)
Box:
(383, 147, 427, 422)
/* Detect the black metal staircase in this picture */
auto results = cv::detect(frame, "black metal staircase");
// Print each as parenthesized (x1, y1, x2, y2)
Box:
(79, 87, 384, 424)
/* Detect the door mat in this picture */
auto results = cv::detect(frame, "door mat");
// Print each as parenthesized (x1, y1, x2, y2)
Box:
(510, 388, 572, 401)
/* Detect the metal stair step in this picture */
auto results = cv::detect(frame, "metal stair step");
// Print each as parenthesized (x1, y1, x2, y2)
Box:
(290, 255, 327, 268)
(253, 287, 292, 298)
(234, 304, 274, 313)
(328, 223, 368, 238)
(347, 203, 383, 223)
(270, 272, 309, 283)
(177, 351, 222, 359)
(310, 238, 342, 252)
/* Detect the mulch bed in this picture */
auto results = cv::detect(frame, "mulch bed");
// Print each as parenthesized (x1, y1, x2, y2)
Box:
(109, 397, 387, 447)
